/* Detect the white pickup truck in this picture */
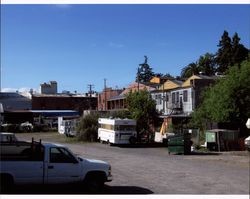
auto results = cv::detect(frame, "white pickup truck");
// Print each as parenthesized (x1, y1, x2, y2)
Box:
(0, 139, 112, 193)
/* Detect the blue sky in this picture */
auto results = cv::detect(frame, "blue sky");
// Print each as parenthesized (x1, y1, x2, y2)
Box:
(1, 4, 250, 93)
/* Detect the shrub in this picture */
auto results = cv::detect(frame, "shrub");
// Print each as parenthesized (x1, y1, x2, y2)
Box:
(77, 113, 99, 142)
(32, 124, 50, 132)
(77, 127, 97, 142)
(1, 124, 20, 133)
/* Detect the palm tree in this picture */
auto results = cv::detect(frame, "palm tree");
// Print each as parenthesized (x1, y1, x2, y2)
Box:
(181, 62, 200, 78)
(198, 53, 216, 76)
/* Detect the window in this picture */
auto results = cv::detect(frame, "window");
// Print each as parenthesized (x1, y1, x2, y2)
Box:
(158, 94, 162, 105)
(165, 94, 169, 102)
(100, 124, 114, 130)
(115, 125, 136, 131)
(176, 92, 179, 103)
(1, 144, 44, 161)
(183, 90, 188, 102)
(154, 94, 162, 105)
(172, 92, 175, 103)
(50, 147, 77, 163)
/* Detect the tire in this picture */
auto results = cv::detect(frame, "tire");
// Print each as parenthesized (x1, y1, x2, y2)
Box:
(129, 136, 136, 145)
(99, 139, 104, 144)
(0, 174, 14, 193)
(84, 173, 105, 193)
(107, 140, 113, 146)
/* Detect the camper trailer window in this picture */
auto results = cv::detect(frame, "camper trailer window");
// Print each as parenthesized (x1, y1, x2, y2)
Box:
(115, 125, 136, 131)
(101, 124, 114, 131)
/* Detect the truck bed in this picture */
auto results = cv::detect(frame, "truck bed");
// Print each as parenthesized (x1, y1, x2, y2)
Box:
(0, 141, 44, 161)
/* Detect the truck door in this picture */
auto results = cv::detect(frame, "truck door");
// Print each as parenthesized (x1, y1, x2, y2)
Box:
(9, 161, 44, 184)
(46, 147, 81, 184)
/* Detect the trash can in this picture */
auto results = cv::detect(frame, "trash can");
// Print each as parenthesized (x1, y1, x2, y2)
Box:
(168, 134, 191, 155)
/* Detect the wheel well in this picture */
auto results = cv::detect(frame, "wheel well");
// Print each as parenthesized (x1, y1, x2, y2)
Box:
(0, 173, 14, 188)
(85, 171, 106, 181)
(0, 173, 14, 181)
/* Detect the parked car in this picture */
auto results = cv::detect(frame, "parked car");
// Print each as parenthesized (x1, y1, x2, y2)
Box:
(244, 136, 250, 151)
(0, 132, 18, 143)
(20, 122, 33, 132)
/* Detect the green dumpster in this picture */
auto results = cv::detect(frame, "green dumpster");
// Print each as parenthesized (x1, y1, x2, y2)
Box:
(168, 134, 191, 155)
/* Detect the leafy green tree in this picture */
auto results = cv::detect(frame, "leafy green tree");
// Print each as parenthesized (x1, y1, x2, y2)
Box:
(163, 73, 174, 78)
(191, 60, 250, 135)
(106, 110, 131, 119)
(181, 62, 200, 78)
(197, 53, 216, 76)
(136, 56, 154, 83)
(126, 90, 158, 135)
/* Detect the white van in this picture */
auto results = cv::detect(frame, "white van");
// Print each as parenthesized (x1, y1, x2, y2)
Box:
(98, 118, 137, 145)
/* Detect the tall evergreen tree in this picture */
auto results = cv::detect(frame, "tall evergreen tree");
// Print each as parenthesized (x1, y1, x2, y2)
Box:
(136, 56, 154, 83)
(216, 31, 249, 73)
(216, 30, 232, 73)
(231, 33, 249, 66)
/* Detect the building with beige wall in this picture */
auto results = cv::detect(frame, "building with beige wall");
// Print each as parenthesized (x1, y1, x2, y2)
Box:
(40, 81, 57, 94)
(151, 75, 218, 117)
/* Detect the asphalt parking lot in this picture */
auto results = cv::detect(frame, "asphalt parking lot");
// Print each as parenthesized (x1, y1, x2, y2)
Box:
(9, 133, 250, 194)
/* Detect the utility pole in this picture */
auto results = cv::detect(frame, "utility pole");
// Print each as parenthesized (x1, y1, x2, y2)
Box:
(137, 67, 140, 91)
(162, 82, 165, 113)
(104, 78, 107, 111)
(87, 84, 94, 110)
(87, 84, 94, 97)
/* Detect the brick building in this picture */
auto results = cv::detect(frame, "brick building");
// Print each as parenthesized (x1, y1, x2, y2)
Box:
(98, 88, 123, 111)
(107, 82, 156, 111)
(32, 94, 97, 114)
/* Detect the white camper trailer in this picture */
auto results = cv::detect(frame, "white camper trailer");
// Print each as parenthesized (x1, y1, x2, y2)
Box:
(98, 118, 137, 145)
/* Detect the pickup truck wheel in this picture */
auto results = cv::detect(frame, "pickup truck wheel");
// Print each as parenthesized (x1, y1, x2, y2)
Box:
(0, 174, 14, 193)
(85, 174, 105, 193)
